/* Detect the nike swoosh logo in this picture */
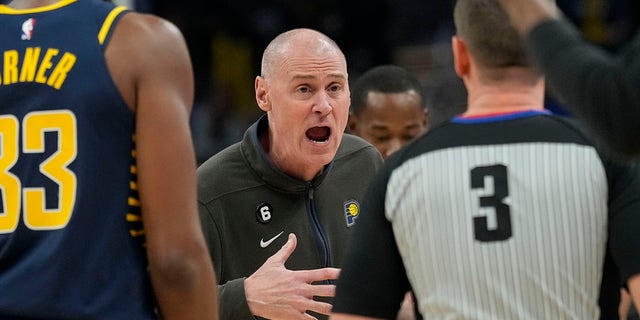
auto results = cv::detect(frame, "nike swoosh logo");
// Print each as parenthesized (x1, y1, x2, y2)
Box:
(260, 231, 284, 248)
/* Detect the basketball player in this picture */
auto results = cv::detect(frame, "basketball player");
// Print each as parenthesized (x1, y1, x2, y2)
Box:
(348, 65, 429, 160)
(0, 0, 218, 318)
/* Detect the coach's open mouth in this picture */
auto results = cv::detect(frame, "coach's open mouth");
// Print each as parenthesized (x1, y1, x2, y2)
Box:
(306, 126, 331, 143)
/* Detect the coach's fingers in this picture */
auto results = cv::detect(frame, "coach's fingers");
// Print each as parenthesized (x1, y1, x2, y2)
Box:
(304, 283, 336, 298)
(297, 267, 340, 283)
(304, 299, 334, 317)
(266, 233, 297, 265)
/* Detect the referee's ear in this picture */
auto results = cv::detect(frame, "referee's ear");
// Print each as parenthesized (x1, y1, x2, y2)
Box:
(452, 36, 471, 78)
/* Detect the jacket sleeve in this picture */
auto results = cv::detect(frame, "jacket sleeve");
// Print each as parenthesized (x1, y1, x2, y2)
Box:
(198, 201, 255, 319)
(525, 20, 640, 159)
(218, 278, 254, 319)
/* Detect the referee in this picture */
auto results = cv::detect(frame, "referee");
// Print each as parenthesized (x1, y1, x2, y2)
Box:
(330, 0, 640, 319)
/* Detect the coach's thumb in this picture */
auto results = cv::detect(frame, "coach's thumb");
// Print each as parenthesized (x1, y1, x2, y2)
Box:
(271, 233, 297, 264)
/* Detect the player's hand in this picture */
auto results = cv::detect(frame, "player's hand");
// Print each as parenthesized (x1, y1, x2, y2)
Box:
(245, 233, 340, 319)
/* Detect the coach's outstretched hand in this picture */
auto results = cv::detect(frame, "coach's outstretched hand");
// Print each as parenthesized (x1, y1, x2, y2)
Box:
(244, 233, 340, 319)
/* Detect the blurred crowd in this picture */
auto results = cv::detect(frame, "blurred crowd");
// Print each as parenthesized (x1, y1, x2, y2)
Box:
(138, 0, 638, 164)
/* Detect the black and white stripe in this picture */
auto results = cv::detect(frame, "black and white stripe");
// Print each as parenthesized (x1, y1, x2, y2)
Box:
(386, 142, 607, 319)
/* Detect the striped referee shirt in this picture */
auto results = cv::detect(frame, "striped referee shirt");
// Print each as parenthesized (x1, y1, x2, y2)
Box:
(332, 110, 640, 319)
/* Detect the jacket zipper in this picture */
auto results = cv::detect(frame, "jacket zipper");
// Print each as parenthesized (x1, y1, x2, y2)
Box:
(307, 187, 333, 272)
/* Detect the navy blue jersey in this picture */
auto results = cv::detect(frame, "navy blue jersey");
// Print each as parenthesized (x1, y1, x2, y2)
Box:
(0, 0, 156, 318)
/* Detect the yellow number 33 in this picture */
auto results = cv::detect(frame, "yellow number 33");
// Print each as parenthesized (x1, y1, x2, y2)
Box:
(1, 110, 77, 234)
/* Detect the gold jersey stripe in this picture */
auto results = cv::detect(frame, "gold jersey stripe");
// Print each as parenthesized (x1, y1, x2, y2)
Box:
(0, 0, 76, 14)
(126, 213, 141, 222)
(98, 6, 127, 45)
(129, 229, 145, 237)
(128, 197, 140, 207)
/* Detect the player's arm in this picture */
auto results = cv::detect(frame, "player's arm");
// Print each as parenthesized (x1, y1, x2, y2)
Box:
(106, 12, 218, 319)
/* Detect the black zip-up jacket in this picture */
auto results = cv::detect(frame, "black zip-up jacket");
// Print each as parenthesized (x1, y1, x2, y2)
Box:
(197, 115, 384, 319)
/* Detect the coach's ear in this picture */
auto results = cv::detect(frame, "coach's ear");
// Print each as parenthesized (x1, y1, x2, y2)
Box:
(452, 36, 470, 78)
(255, 76, 271, 112)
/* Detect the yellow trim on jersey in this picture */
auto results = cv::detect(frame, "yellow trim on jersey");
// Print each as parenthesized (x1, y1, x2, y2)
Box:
(0, 0, 76, 14)
(98, 6, 127, 45)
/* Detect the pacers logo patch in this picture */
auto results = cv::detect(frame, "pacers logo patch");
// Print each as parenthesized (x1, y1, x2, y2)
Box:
(344, 200, 360, 227)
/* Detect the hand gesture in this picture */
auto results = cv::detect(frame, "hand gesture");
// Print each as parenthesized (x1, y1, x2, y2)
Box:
(244, 233, 340, 319)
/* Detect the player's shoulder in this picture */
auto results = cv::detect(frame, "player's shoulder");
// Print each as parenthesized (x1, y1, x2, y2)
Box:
(112, 11, 185, 51)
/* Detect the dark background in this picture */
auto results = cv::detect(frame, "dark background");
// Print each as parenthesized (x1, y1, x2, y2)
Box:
(131, 0, 640, 163)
